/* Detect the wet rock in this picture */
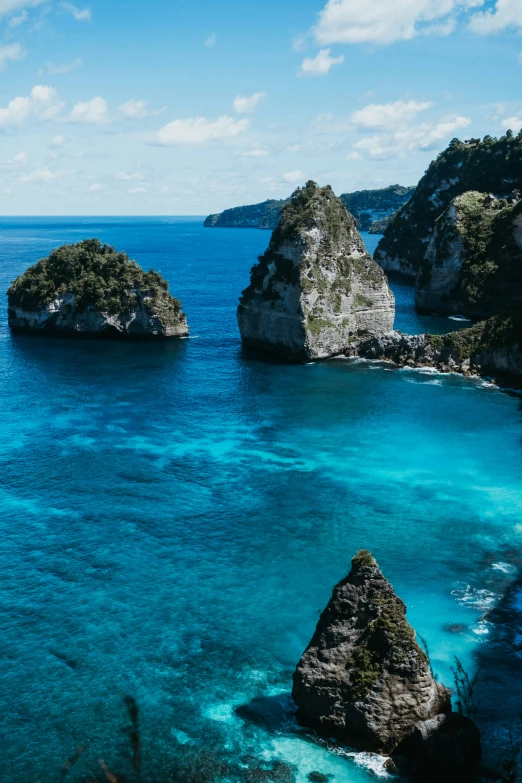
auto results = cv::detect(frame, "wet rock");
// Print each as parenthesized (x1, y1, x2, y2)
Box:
(307, 772, 330, 783)
(392, 712, 481, 782)
(350, 318, 522, 380)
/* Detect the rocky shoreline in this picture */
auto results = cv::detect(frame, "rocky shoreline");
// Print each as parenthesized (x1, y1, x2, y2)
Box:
(346, 317, 522, 382)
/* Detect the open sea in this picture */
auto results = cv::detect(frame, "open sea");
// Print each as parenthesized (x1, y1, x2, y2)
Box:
(0, 218, 521, 782)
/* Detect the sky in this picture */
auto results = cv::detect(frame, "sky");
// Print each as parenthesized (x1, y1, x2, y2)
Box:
(0, 0, 520, 215)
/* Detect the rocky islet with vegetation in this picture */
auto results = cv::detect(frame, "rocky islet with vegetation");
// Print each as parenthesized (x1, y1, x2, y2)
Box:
(7, 238, 189, 339)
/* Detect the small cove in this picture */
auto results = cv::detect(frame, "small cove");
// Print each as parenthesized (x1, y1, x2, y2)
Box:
(0, 219, 520, 781)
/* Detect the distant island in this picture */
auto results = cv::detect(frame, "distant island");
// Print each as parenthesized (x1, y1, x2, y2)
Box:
(7, 239, 189, 340)
(204, 185, 415, 234)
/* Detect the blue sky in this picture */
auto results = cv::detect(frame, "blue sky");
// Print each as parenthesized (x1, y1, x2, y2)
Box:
(0, 0, 520, 214)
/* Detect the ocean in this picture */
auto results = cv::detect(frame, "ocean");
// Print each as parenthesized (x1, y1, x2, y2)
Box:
(0, 218, 521, 782)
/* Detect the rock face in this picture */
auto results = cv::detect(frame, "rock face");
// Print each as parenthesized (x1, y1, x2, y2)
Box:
(415, 193, 522, 318)
(7, 239, 188, 339)
(292, 550, 451, 754)
(375, 132, 522, 279)
(350, 314, 522, 378)
(237, 181, 395, 360)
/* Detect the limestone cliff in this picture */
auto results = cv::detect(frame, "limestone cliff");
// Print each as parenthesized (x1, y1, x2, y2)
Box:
(415, 193, 522, 318)
(375, 132, 522, 278)
(7, 239, 188, 339)
(292, 551, 451, 754)
(237, 181, 394, 360)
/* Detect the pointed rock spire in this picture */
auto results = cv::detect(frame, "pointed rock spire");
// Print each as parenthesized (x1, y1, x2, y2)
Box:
(292, 550, 451, 754)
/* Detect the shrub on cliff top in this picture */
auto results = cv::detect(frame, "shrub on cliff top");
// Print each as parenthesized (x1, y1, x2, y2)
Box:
(8, 238, 182, 316)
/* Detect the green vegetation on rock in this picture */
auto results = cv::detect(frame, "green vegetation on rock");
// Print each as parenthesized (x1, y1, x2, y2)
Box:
(8, 239, 183, 324)
(427, 310, 522, 362)
(240, 181, 383, 307)
(376, 131, 522, 276)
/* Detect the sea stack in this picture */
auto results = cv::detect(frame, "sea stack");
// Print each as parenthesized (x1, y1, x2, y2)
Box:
(292, 551, 481, 780)
(7, 239, 189, 339)
(292, 550, 450, 753)
(237, 181, 394, 360)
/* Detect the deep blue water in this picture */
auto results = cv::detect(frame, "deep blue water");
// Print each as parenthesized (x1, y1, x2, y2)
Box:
(0, 219, 521, 782)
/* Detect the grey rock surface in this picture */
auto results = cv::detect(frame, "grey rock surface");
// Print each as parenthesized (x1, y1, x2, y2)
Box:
(292, 551, 450, 754)
(8, 290, 189, 339)
(237, 182, 394, 360)
(350, 321, 522, 379)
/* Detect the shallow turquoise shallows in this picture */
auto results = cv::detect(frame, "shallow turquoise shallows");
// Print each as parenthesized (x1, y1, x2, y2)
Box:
(0, 219, 521, 782)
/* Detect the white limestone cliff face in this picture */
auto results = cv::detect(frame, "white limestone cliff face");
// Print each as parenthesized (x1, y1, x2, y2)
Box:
(8, 289, 188, 339)
(237, 182, 394, 360)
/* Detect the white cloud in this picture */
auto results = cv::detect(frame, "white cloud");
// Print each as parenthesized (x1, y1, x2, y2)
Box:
(50, 134, 65, 146)
(283, 170, 303, 182)
(470, 0, 522, 33)
(119, 99, 148, 118)
(8, 9, 27, 26)
(19, 166, 57, 182)
(88, 182, 102, 191)
(0, 0, 43, 17)
(352, 115, 471, 159)
(500, 115, 522, 131)
(346, 151, 361, 160)
(0, 85, 62, 128)
(60, 1, 91, 21)
(351, 100, 433, 129)
(286, 144, 301, 152)
(205, 33, 216, 47)
(155, 115, 249, 145)
(128, 186, 148, 194)
(0, 43, 25, 70)
(8, 151, 27, 165)
(233, 92, 266, 114)
(115, 170, 144, 181)
(69, 97, 108, 124)
(242, 148, 269, 157)
(298, 48, 344, 77)
(44, 58, 82, 75)
(314, 0, 485, 45)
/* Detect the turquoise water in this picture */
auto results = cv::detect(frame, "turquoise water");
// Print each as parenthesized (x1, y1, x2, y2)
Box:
(0, 219, 521, 782)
